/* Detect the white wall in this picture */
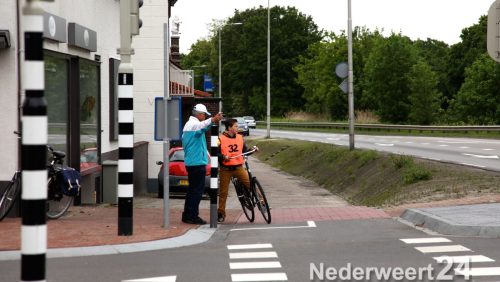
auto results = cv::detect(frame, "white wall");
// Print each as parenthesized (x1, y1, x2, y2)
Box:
(132, 0, 169, 180)
(0, 0, 20, 181)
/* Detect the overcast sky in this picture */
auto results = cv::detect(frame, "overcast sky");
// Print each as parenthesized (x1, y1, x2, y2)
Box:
(170, 0, 493, 54)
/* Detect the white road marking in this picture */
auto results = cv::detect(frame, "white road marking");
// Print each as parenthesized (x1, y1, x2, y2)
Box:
(405, 142, 414, 144)
(460, 163, 487, 168)
(462, 153, 499, 159)
(229, 252, 278, 259)
(227, 244, 273, 250)
(415, 245, 471, 253)
(483, 148, 495, 151)
(375, 143, 394, 147)
(434, 255, 494, 263)
(122, 276, 176, 282)
(421, 143, 430, 145)
(456, 267, 500, 277)
(231, 221, 316, 231)
(424, 157, 441, 161)
(459, 146, 469, 149)
(400, 238, 451, 244)
(439, 144, 449, 147)
(231, 273, 288, 281)
(327, 137, 340, 141)
(230, 261, 282, 269)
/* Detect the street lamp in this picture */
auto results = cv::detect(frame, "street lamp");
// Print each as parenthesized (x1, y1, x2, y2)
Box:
(266, 0, 271, 138)
(347, 0, 355, 150)
(218, 22, 242, 112)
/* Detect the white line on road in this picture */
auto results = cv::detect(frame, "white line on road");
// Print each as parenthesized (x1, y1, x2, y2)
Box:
(434, 255, 494, 263)
(231, 273, 288, 281)
(230, 221, 316, 231)
(375, 143, 394, 147)
(483, 148, 495, 151)
(462, 153, 499, 159)
(439, 144, 449, 147)
(400, 238, 451, 244)
(415, 245, 471, 253)
(122, 276, 176, 282)
(459, 146, 469, 149)
(460, 163, 487, 168)
(230, 261, 282, 269)
(229, 252, 278, 259)
(455, 267, 500, 277)
(227, 244, 273, 250)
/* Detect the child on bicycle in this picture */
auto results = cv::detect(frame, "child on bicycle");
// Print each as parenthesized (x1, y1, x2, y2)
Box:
(217, 118, 258, 223)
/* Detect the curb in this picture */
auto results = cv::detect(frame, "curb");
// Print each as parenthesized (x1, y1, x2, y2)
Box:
(401, 208, 500, 238)
(0, 225, 216, 261)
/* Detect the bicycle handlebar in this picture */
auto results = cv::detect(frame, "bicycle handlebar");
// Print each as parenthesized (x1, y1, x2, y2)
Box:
(228, 146, 258, 159)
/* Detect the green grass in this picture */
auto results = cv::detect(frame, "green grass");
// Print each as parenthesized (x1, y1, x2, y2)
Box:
(247, 138, 500, 207)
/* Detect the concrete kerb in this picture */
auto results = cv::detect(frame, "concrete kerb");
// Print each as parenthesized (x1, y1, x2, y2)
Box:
(401, 208, 500, 238)
(0, 225, 216, 261)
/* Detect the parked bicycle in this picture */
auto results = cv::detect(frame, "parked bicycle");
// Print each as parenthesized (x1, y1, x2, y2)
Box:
(231, 147, 271, 224)
(0, 134, 80, 221)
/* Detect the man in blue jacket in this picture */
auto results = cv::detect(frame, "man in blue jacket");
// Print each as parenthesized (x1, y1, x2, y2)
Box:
(182, 104, 223, 224)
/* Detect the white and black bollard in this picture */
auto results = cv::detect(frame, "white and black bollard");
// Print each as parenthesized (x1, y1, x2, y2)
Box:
(21, 1, 47, 281)
(117, 70, 134, 236)
(210, 124, 219, 228)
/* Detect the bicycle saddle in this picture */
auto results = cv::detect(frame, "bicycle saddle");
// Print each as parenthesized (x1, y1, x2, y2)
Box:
(52, 151, 66, 159)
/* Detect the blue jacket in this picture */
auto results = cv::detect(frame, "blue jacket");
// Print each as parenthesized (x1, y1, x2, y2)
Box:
(182, 116, 212, 166)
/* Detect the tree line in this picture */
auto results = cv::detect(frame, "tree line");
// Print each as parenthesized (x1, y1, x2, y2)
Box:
(182, 7, 498, 125)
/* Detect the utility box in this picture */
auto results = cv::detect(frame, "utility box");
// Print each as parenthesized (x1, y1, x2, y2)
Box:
(102, 160, 118, 204)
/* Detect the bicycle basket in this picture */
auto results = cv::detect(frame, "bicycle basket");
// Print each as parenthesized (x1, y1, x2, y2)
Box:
(56, 168, 81, 196)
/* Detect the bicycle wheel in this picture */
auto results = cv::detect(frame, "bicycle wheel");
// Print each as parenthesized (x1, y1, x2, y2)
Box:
(234, 179, 254, 222)
(252, 177, 271, 224)
(46, 178, 73, 219)
(0, 174, 20, 221)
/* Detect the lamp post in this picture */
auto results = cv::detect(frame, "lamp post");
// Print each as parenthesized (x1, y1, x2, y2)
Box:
(347, 0, 355, 150)
(266, 0, 271, 138)
(218, 22, 242, 112)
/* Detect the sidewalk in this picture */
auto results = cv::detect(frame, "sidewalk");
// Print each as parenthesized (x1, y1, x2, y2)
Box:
(1, 156, 499, 259)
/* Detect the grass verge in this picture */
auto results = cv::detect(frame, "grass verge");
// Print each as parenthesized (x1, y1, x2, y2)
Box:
(247, 138, 500, 207)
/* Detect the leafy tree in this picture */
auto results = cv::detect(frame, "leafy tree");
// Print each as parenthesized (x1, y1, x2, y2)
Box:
(445, 15, 487, 104)
(448, 53, 500, 124)
(363, 34, 418, 123)
(180, 39, 214, 92)
(407, 60, 441, 125)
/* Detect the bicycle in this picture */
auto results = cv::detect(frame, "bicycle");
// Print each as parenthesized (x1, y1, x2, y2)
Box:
(230, 147, 271, 224)
(0, 139, 76, 221)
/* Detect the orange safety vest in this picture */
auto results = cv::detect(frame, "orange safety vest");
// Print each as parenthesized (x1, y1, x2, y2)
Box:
(219, 133, 244, 166)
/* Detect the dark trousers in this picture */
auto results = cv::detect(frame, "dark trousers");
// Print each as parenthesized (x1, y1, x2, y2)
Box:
(183, 165, 206, 220)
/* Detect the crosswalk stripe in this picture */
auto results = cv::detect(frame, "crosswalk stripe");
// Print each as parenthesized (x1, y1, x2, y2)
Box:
(230, 261, 282, 269)
(400, 238, 451, 244)
(415, 245, 471, 253)
(231, 273, 288, 281)
(455, 267, 500, 277)
(229, 252, 278, 259)
(122, 276, 176, 281)
(228, 244, 273, 250)
(434, 255, 495, 263)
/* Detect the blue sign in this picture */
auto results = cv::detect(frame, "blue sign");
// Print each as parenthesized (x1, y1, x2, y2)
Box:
(203, 75, 213, 92)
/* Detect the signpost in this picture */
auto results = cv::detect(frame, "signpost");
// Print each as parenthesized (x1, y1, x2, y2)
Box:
(488, 0, 500, 62)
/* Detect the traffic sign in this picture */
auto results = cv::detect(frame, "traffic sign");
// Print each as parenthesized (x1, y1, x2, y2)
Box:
(487, 0, 500, 62)
(335, 62, 348, 78)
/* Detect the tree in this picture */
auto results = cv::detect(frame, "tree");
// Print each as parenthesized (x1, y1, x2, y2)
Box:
(180, 39, 214, 92)
(448, 53, 500, 124)
(407, 60, 441, 125)
(363, 34, 418, 123)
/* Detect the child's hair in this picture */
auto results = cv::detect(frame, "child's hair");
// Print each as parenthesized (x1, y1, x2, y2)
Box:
(224, 118, 238, 130)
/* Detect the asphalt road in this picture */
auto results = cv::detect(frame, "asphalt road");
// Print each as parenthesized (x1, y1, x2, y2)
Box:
(252, 128, 500, 172)
(3, 219, 500, 281)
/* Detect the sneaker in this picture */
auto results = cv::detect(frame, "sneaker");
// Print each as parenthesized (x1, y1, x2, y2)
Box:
(182, 216, 207, 225)
(218, 214, 225, 223)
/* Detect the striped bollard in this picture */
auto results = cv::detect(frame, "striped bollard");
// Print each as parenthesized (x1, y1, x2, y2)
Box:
(117, 69, 134, 236)
(210, 124, 219, 228)
(21, 1, 47, 281)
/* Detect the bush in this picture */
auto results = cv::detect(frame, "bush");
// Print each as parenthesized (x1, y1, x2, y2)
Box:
(403, 166, 432, 184)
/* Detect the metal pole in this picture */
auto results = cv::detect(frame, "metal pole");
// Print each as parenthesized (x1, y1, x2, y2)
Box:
(218, 29, 222, 112)
(266, 0, 271, 138)
(21, 1, 47, 280)
(209, 125, 219, 228)
(162, 22, 170, 228)
(347, 0, 355, 150)
(118, 0, 134, 236)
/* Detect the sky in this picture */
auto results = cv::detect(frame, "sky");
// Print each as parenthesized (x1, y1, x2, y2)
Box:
(170, 0, 494, 54)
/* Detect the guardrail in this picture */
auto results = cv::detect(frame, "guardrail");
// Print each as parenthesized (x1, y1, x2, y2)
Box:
(255, 121, 500, 133)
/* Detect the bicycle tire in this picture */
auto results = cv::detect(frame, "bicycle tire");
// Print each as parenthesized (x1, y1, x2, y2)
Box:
(46, 178, 73, 219)
(234, 179, 254, 222)
(252, 177, 271, 224)
(0, 174, 21, 221)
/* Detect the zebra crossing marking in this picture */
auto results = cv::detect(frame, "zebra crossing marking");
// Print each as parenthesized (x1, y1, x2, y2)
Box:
(230, 261, 282, 269)
(229, 251, 278, 259)
(400, 238, 451, 244)
(415, 245, 471, 253)
(227, 244, 273, 250)
(434, 255, 494, 263)
(231, 273, 288, 281)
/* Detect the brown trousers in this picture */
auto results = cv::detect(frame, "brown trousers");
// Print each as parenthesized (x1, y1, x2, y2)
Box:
(218, 165, 250, 216)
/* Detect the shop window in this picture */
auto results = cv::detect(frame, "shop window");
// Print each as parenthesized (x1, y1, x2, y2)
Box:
(45, 55, 68, 164)
(79, 60, 100, 170)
